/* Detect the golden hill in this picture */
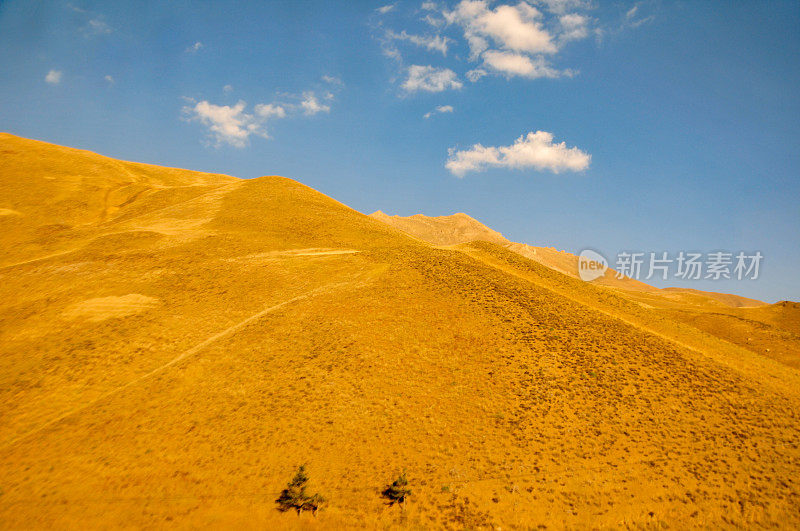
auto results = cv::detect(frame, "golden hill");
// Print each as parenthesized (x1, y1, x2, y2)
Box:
(372, 211, 800, 372)
(369, 210, 670, 294)
(369, 211, 509, 246)
(368, 211, 766, 304)
(1, 133, 799, 528)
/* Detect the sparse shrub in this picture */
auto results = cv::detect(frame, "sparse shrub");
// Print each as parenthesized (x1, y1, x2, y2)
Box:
(276, 465, 325, 515)
(382, 472, 412, 509)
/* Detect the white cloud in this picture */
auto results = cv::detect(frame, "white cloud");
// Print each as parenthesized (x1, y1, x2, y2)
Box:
(534, 0, 590, 15)
(223, 84, 233, 93)
(68, 5, 110, 37)
(624, 2, 655, 28)
(254, 103, 286, 119)
(422, 13, 446, 27)
(444, 0, 557, 57)
(419, 1, 588, 85)
(445, 130, 590, 176)
(300, 92, 331, 115)
(104, 75, 114, 84)
(481, 49, 563, 78)
(629, 16, 654, 28)
(466, 68, 488, 82)
(402, 65, 462, 93)
(424, 105, 454, 118)
(421, 2, 445, 26)
(45, 70, 62, 85)
(378, 0, 627, 91)
(322, 75, 344, 86)
(382, 44, 403, 61)
(86, 17, 112, 35)
(377, 4, 396, 14)
(184, 100, 267, 148)
(386, 29, 450, 55)
(186, 41, 203, 53)
(558, 13, 589, 42)
(184, 88, 334, 147)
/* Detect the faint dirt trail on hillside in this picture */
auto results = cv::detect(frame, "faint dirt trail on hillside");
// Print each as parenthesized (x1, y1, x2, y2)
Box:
(1, 279, 355, 449)
(227, 248, 361, 261)
(0, 248, 82, 270)
(98, 183, 132, 223)
(461, 248, 800, 400)
(0, 183, 241, 271)
(103, 181, 241, 227)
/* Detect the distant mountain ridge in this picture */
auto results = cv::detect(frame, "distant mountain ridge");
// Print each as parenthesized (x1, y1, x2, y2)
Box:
(369, 210, 763, 308)
(369, 210, 509, 246)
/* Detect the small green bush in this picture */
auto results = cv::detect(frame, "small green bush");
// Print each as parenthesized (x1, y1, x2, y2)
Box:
(275, 465, 325, 515)
(382, 472, 412, 509)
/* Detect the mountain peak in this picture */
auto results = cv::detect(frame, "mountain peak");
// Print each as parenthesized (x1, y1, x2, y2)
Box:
(368, 211, 508, 246)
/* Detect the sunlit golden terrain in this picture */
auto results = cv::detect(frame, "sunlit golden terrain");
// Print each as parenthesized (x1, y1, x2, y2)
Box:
(1, 133, 799, 528)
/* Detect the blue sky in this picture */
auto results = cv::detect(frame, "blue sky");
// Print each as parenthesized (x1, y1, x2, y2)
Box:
(1, 0, 798, 302)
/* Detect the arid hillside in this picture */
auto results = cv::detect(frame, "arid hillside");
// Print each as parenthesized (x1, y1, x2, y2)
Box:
(373, 211, 800, 373)
(370, 210, 672, 294)
(369, 210, 509, 246)
(1, 134, 799, 529)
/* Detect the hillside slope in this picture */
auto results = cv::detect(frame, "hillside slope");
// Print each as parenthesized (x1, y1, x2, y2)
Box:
(370, 211, 800, 371)
(1, 134, 799, 529)
(369, 210, 509, 246)
(369, 211, 675, 294)
(368, 211, 764, 304)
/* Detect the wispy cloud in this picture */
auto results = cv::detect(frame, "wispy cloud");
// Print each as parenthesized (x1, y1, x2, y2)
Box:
(558, 13, 589, 43)
(300, 92, 330, 115)
(534, 0, 592, 16)
(104, 75, 115, 85)
(382, 44, 403, 61)
(386, 29, 450, 56)
(624, 3, 655, 28)
(377, 4, 396, 14)
(86, 17, 113, 35)
(402, 65, 462, 93)
(322, 75, 344, 86)
(183, 86, 336, 147)
(254, 103, 287, 119)
(68, 5, 115, 37)
(45, 70, 62, 85)
(466, 68, 487, 82)
(424, 105, 454, 119)
(446, 131, 590, 176)
(186, 41, 203, 53)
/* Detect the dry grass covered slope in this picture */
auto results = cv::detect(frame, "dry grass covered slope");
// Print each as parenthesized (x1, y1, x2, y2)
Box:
(1, 134, 799, 528)
(370, 211, 668, 294)
(372, 211, 800, 372)
(369, 210, 509, 246)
